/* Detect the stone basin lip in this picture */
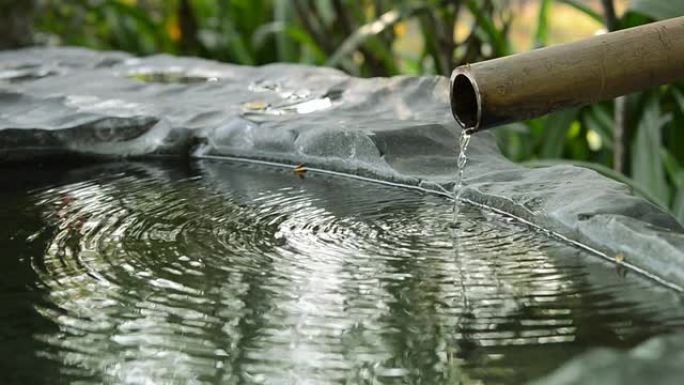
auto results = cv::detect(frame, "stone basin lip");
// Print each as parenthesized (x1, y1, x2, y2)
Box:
(1, 46, 683, 291)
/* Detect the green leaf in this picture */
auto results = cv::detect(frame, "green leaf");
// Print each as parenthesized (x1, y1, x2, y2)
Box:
(284, 26, 327, 63)
(582, 104, 614, 150)
(466, 0, 510, 56)
(326, 5, 426, 67)
(534, 0, 551, 47)
(630, 1, 684, 20)
(661, 148, 681, 182)
(661, 148, 684, 224)
(668, 87, 684, 164)
(557, 0, 603, 23)
(495, 123, 531, 162)
(672, 87, 684, 112)
(103, 0, 172, 52)
(631, 94, 671, 206)
(273, 0, 297, 61)
(313, 0, 336, 28)
(539, 108, 578, 158)
(619, 10, 653, 28)
(418, 11, 450, 75)
(673, 174, 684, 224)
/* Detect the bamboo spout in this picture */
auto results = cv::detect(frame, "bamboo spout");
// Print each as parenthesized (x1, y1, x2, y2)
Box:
(450, 16, 684, 133)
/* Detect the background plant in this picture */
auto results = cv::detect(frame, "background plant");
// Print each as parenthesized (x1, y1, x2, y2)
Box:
(26, 0, 684, 223)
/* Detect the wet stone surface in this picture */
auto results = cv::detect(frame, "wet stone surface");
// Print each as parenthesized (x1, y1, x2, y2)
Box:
(0, 47, 682, 291)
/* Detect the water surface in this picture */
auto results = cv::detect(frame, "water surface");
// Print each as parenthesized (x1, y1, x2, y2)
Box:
(1, 160, 683, 385)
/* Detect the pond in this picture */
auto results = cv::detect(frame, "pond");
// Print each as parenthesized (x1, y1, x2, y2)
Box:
(2, 159, 683, 385)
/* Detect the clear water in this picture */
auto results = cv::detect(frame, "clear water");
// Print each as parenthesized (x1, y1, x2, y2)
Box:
(452, 130, 471, 222)
(2, 160, 683, 385)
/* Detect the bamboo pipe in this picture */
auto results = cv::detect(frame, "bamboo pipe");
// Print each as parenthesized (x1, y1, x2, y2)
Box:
(450, 16, 684, 133)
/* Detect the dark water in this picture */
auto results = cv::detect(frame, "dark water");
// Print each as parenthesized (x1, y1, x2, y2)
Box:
(2, 160, 683, 385)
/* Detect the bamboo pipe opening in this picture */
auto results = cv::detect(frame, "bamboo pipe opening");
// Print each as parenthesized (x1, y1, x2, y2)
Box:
(450, 71, 481, 132)
(449, 17, 684, 133)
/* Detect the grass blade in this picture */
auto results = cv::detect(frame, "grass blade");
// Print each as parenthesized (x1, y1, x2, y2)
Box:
(557, 0, 603, 23)
(539, 108, 578, 158)
(273, 0, 297, 61)
(632, 93, 671, 206)
(673, 175, 684, 224)
(466, 0, 510, 56)
(326, 5, 425, 67)
(534, 0, 551, 47)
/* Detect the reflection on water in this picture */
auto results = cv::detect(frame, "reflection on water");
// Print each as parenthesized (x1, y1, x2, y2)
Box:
(1, 160, 683, 385)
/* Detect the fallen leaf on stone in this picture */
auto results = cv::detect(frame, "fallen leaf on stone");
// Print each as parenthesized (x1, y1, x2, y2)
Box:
(242, 100, 269, 111)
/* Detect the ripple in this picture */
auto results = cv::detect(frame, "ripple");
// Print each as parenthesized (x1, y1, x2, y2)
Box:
(5, 160, 682, 385)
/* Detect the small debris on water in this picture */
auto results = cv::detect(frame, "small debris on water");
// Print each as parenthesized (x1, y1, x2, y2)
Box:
(294, 163, 307, 178)
(614, 253, 628, 278)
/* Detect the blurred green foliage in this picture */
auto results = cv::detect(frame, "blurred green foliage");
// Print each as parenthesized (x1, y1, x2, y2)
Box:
(36, 0, 515, 76)
(32, 0, 684, 222)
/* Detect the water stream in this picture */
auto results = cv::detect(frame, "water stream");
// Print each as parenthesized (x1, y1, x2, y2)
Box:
(2, 160, 684, 385)
(452, 129, 472, 223)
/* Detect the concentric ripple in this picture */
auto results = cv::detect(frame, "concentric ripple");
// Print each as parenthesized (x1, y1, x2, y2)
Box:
(3, 160, 684, 385)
